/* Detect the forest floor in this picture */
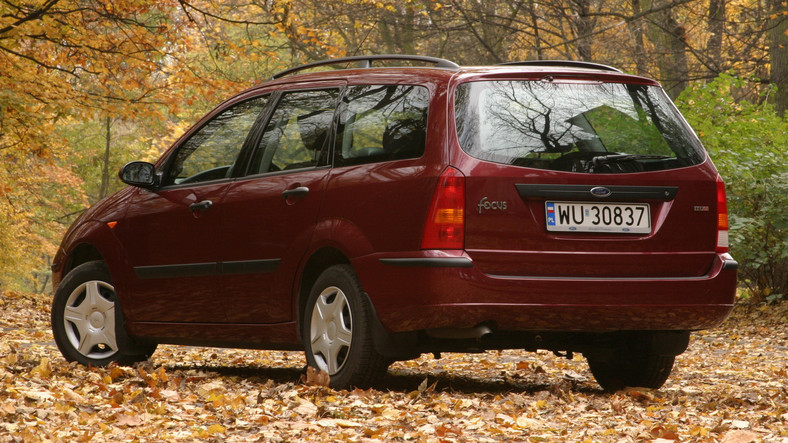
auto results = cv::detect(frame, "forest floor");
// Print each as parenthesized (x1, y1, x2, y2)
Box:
(0, 291, 787, 442)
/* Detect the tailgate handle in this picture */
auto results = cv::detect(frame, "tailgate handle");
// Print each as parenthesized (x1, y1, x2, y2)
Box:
(515, 184, 678, 200)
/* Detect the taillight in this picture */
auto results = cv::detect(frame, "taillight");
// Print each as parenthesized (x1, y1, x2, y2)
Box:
(421, 167, 465, 249)
(716, 176, 729, 253)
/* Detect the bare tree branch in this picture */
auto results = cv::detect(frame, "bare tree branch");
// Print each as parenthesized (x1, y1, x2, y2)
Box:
(0, 0, 60, 36)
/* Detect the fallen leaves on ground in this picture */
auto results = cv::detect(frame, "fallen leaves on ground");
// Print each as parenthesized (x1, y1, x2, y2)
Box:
(1, 291, 787, 442)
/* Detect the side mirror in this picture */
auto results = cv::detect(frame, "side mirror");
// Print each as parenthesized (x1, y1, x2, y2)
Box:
(119, 161, 158, 189)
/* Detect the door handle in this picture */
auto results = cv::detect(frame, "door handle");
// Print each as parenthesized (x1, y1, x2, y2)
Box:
(281, 186, 310, 199)
(189, 200, 213, 212)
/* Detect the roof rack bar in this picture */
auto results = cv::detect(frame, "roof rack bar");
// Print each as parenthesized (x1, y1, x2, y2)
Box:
(498, 60, 622, 73)
(272, 55, 460, 79)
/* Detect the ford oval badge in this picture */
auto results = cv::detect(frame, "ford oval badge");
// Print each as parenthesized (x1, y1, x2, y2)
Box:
(590, 186, 612, 198)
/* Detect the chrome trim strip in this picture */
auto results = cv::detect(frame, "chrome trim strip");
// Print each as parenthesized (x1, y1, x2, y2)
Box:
(486, 274, 710, 282)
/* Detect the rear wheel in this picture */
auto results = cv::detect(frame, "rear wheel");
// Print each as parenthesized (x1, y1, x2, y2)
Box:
(302, 265, 389, 389)
(586, 350, 675, 392)
(52, 261, 156, 366)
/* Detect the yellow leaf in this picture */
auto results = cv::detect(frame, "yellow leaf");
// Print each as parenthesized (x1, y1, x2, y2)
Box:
(302, 366, 330, 387)
(115, 413, 143, 427)
(691, 426, 710, 437)
(380, 408, 400, 420)
(516, 414, 538, 429)
(205, 424, 226, 436)
(31, 358, 52, 378)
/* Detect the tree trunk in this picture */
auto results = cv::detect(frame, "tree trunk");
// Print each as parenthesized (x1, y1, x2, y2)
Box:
(642, 0, 689, 99)
(769, 0, 788, 117)
(527, 2, 545, 59)
(569, 0, 596, 61)
(707, 0, 726, 79)
(378, 4, 417, 56)
(99, 117, 111, 201)
(629, 0, 649, 76)
(38, 255, 51, 294)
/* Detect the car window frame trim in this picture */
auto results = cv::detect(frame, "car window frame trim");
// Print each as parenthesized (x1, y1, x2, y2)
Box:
(332, 83, 432, 168)
(236, 83, 347, 178)
(155, 91, 275, 191)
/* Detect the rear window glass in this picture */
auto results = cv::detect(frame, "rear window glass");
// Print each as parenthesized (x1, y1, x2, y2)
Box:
(454, 81, 706, 173)
(335, 84, 429, 166)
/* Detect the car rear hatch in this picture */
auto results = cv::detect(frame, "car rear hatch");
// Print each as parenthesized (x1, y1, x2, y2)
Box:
(453, 74, 722, 279)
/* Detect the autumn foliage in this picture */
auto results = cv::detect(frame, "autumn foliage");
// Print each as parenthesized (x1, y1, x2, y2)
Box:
(1, 0, 787, 293)
(0, 0, 235, 289)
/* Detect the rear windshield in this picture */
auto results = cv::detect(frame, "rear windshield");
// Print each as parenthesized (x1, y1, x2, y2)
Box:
(454, 81, 706, 173)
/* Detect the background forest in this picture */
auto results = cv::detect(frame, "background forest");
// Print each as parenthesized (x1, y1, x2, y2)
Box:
(1, 0, 786, 302)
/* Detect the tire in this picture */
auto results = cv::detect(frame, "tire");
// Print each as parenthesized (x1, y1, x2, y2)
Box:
(302, 265, 389, 389)
(586, 350, 675, 392)
(51, 261, 156, 366)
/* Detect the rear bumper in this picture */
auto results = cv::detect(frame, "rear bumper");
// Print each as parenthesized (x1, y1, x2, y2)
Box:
(353, 250, 737, 333)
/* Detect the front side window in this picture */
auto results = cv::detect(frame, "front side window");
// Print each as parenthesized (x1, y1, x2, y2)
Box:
(164, 96, 269, 186)
(249, 89, 339, 174)
(455, 81, 705, 173)
(335, 84, 429, 167)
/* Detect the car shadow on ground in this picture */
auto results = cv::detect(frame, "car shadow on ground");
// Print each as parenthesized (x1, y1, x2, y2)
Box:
(161, 362, 603, 396)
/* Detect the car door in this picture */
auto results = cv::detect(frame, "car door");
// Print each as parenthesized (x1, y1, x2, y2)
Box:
(217, 87, 341, 324)
(118, 95, 270, 323)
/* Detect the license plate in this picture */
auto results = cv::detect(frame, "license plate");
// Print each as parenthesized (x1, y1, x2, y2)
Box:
(545, 201, 651, 234)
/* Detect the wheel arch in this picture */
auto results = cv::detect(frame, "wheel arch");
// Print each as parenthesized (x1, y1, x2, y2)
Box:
(64, 243, 105, 276)
(295, 248, 419, 360)
(53, 220, 133, 312)
(297, 217, 376, 326)
(297, 247, 351, 338)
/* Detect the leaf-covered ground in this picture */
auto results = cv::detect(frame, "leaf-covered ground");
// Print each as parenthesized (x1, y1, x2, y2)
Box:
(1, 291, 786, 442)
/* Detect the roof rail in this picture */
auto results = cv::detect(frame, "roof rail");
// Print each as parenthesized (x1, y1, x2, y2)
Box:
(272, 55, 460, 79)
(498, 60, 623, 73)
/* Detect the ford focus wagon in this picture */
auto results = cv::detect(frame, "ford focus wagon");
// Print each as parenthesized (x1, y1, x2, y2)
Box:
(51, 55, 738, 391)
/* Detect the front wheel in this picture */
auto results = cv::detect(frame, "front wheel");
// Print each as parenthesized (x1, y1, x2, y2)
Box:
(302, 265, 389, 389)
(51, 261, 156, 366)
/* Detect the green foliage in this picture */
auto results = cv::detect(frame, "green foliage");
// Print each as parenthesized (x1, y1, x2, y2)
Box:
(677, 74, 788, 303)
(57, 119, 165, 203)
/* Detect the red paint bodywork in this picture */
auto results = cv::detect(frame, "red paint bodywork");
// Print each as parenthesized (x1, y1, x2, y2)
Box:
(51, 65, 737, 352)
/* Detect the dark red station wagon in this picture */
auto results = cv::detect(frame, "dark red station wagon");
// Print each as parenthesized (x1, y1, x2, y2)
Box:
(51, 55, 738, 391)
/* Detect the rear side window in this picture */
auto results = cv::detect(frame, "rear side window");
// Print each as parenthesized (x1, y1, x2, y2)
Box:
(249, 89, 339, 174)
(335, 85, 429, 167)
(455, 81, 706, 173)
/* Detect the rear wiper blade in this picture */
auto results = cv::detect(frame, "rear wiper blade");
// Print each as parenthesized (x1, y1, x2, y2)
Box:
(592, 153, 671, 166)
